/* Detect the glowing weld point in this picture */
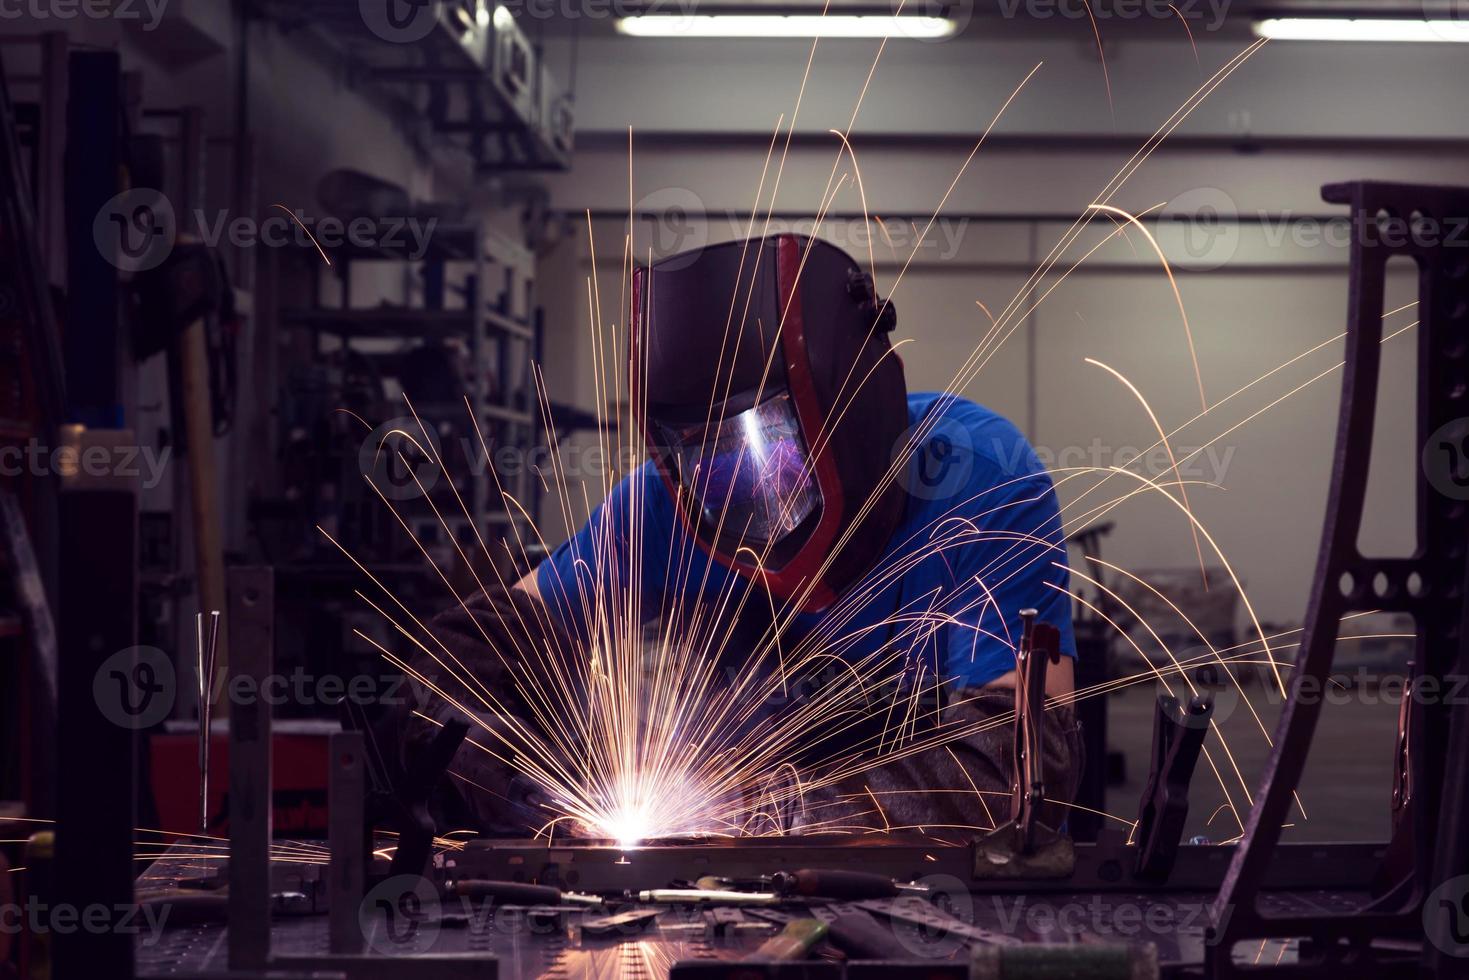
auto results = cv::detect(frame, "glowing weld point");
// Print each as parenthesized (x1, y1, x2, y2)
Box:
(606, 807, 651, 852)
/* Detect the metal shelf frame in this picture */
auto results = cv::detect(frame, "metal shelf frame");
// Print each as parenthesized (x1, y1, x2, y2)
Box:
(273, 217, 544, 553)
(261, 0, 573, 173)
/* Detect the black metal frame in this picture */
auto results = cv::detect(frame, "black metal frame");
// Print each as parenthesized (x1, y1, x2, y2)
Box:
(1207, 181, 1469, 978)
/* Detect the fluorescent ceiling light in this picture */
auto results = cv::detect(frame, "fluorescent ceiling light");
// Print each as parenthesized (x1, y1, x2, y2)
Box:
(1254, 16, 1469, 41)
(616, 14, 958, 38)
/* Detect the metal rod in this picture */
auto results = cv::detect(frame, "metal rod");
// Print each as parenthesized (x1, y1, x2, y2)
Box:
(198, 610, 220, 832)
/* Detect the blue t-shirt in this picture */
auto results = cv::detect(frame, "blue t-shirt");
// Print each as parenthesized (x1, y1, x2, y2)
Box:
(537, 393, 1075, 689)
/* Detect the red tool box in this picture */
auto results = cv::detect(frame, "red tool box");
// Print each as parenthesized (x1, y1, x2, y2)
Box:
(149, 721, 335, 838)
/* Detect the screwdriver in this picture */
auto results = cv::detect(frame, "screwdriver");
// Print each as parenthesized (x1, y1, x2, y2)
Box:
(770, 868, 929, 900)
(636, 888, 779, 906)
(449, 879, 603, 907)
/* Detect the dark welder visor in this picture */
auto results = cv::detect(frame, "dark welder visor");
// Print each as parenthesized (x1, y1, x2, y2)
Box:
(652, 392, 820, 546)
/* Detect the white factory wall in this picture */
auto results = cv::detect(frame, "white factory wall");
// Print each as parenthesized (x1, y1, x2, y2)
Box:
(532, 28, 1458, 631)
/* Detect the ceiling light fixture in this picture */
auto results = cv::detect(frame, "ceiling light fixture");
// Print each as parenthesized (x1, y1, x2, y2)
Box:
(1253, 16, 1469, 41)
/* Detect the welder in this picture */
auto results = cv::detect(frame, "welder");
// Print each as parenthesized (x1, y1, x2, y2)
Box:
(399, 234, 1081, 838)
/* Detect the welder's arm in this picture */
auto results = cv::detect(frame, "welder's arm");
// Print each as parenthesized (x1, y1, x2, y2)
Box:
(987, 646, 1075, 699)
(792, 686, 1083, 839)
(409, 581, 566, 712)
(388, 582, 572, 834)
(513, 463, 675, 641)
(515, 567, 542, 600)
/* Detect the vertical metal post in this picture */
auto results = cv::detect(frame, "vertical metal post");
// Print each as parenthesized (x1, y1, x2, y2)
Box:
(37, 32, 68, 287)
(471, 224, 489, 534)
(328, 731, 366, 955)
(63, 50, 125, 428)
(227, 566, 273, 971)
(530, 305, 546, 527)
(53, 428, 138, 980)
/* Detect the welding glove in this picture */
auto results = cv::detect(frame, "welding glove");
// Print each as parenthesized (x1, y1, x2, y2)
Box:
(790, 687, 1083, 841)
(393, 581, 571, 836)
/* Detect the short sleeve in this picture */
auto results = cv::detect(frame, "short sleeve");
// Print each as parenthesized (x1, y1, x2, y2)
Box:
(940, 468, 1075, 687)
(536, 463, 675, 647)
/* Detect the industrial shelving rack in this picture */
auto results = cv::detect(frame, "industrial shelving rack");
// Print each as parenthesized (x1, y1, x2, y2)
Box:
(254, 0, 574, 563)
(268, 0, 574, 173)
(272, 219, 544, 560)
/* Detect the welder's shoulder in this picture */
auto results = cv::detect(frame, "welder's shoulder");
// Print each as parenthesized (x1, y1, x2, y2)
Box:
(908, 392, 1048, 485)
(574, 462, 679, 551)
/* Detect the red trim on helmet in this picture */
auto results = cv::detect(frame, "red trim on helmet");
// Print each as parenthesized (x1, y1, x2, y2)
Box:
(750, 234, 847, 611)
(633, 236, 849, 614)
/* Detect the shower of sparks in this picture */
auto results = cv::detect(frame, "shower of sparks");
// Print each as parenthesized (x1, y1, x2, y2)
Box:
(302, 34, 1423, 851)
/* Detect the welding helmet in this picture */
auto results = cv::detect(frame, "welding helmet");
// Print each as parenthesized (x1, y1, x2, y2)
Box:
(632, 234, 908, 613)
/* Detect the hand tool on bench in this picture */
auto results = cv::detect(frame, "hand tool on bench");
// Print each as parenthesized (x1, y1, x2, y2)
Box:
(638, 888, 781, 906)
(971, 943, 1159, 980)
(449, 879, 603, 907)
(749, 919, 829, 961)
(769, 869, 929, 901)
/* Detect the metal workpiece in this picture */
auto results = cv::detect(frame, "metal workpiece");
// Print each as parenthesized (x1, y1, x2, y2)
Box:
(442, 835, 1386, 896)
(444, 836, 975, 894)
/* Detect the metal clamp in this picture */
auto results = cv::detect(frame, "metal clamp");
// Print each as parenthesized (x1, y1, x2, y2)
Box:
(1011, 609, 1062, 855)
(1133, 694, 1212, 882)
